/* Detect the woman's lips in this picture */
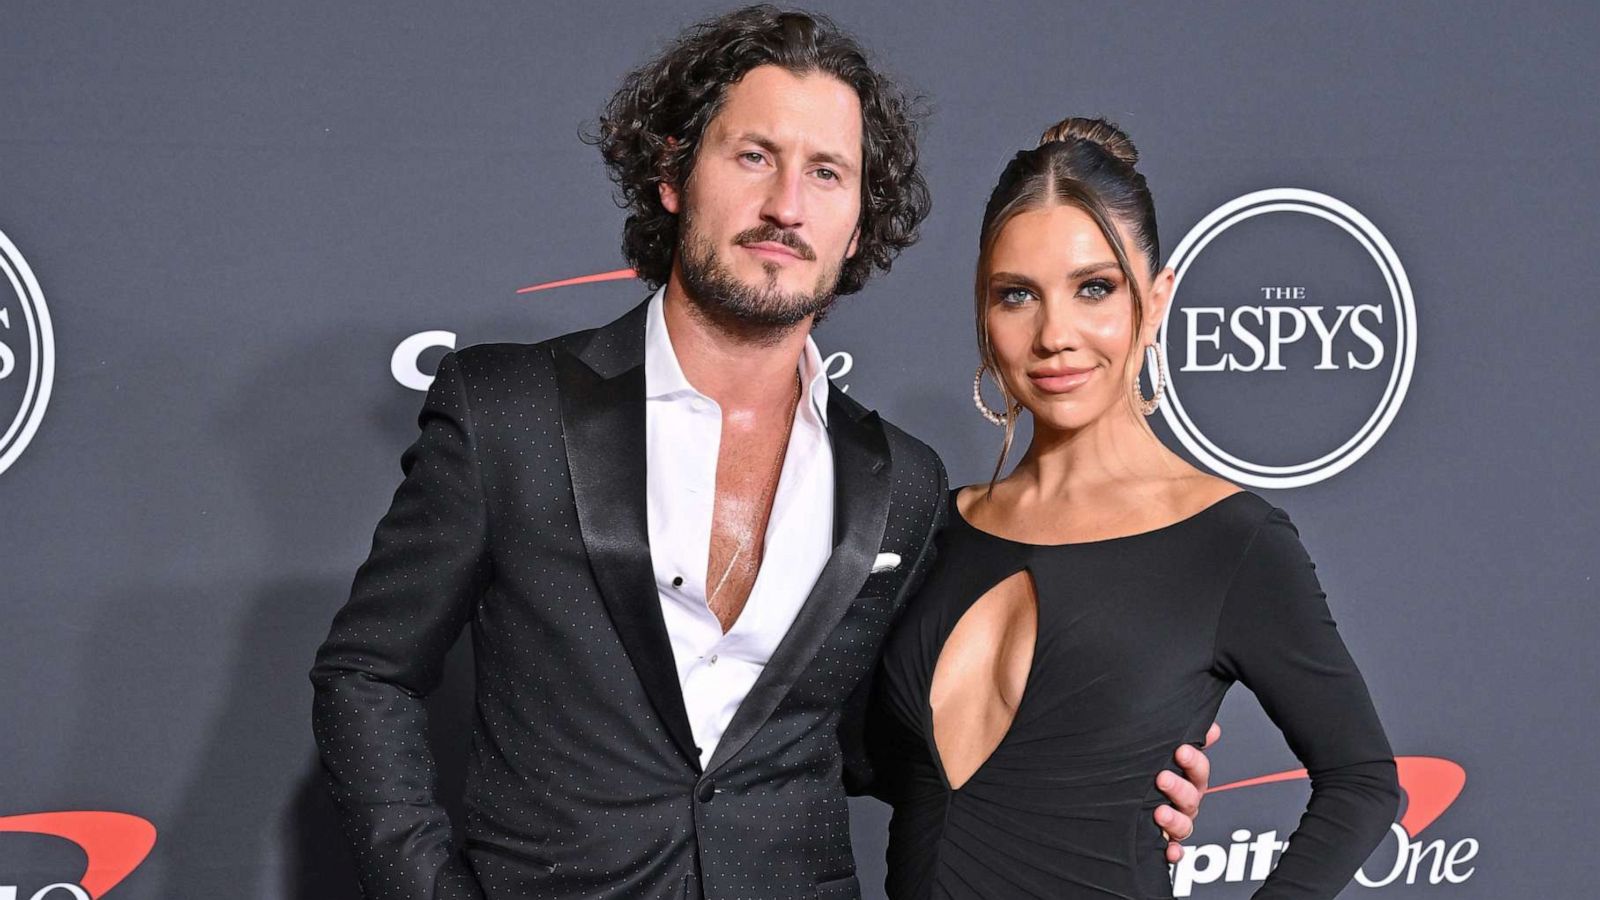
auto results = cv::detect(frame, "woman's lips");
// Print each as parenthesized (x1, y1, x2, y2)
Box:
(1028, 367, 1094, 393)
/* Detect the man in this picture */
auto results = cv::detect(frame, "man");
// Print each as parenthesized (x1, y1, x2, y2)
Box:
(311, 7, 1211, 899)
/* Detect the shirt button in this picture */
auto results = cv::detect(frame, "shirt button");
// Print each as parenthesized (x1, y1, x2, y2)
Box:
(672, 576, 684, 587)
(708, 654, 718, 666)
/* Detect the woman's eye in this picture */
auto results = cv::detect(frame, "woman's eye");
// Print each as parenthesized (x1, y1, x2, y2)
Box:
(998, 287, 1034, 306)
(1079, 279, 1115, 301)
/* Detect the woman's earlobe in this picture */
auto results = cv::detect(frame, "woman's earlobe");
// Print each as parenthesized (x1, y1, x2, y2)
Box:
(1148, 268, 1178, 334)
(1157, 267, 1177, 302)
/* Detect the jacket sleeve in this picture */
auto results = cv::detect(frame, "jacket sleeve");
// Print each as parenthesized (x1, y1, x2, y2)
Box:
(841, 453, 948, 798)
(1213, 507, 1400, 899)
(310, 350, 492, 900)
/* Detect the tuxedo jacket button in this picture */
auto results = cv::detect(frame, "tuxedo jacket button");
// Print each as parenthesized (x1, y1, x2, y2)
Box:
(696, 781, 717, 803)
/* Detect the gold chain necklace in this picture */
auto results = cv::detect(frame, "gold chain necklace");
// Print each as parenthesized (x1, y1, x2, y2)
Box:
(707, 369, 804, 611)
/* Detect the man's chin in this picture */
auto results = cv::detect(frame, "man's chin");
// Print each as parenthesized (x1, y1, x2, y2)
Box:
(728, 257, 803, 288)
(724, 274, 818, 310)
(675, 236, 839, 334)
(696, 290, 828, 334)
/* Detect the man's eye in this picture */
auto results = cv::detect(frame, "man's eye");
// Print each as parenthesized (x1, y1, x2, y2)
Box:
(741, 151, 766, 164)
(815, 168, 838, 181)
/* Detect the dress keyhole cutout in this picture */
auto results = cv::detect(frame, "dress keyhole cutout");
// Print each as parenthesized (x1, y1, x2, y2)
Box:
(928, 567, 1038, 791)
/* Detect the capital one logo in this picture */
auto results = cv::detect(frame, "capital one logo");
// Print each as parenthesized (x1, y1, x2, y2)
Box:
(1174, 756, 1474, 896)
(0, 812, 155, 899)
(0, 227, 55, 477)
(389, 268, 855, 391)
(1157, 190, 1417, 488)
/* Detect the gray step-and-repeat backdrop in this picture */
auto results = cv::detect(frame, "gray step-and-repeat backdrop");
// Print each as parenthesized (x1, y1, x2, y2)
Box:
(3, 2, 1595, 897)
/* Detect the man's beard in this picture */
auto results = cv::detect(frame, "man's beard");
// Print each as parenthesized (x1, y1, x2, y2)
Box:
(676, 213, 844, 341)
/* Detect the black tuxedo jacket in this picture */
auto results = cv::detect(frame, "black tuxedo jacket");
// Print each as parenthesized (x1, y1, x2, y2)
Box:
(311, 300, 948, 900)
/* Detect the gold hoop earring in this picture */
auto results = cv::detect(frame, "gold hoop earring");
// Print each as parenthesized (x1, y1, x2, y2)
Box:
(973, 364, 1014, 426)
(1133, 343, 1166, 416)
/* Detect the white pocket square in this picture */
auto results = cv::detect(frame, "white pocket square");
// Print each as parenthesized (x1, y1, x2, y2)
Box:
(871, 552, 902, 574)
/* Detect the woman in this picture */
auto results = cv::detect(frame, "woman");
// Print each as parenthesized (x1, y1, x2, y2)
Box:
(867, 118, 1399, 899)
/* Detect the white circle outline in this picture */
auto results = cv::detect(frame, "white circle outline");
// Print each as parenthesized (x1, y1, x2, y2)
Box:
(1157, 189, 1416, 489)
(0, 227, 55, 476)
(1170, 204, 1401, 472)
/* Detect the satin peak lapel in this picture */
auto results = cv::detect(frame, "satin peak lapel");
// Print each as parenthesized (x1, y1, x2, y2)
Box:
(703, 388, 892, 776)
(556, 300, 700, 771)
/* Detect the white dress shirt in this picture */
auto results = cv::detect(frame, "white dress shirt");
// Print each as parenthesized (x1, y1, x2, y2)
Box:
(643, 287, 835, 769)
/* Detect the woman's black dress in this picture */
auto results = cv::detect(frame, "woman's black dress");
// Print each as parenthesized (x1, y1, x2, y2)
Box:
(867, 489, 1398, 899)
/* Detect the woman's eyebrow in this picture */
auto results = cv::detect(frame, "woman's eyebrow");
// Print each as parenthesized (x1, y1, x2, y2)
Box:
(989, 262, 1119, 286)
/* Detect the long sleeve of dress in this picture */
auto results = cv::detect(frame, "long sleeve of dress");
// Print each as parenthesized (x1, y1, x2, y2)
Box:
(1212, 507, 1400, 899)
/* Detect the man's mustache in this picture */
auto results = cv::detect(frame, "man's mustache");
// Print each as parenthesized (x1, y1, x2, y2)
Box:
(734, 224, 817, 262)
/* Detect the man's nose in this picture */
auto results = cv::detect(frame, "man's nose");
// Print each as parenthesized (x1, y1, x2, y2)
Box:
(760, 166, 805, 230)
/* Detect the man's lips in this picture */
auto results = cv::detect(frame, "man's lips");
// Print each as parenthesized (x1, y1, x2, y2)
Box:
(1028, 366, 1095, 393)
(741, 241, 806, 262)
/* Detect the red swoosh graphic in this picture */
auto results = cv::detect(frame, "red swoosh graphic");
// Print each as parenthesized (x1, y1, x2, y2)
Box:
(1391, 757, 1467, 837)
(516, 268, 636, 294)
(1207, 756, 1465, 838)
(0, 811, 156, 898)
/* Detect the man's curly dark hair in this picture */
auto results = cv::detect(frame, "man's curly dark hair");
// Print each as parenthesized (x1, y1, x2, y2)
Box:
(591, 5, 931, 297)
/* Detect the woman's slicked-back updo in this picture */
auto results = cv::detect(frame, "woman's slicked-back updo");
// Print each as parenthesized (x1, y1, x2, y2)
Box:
(590, 5, 931, 297)
(974, 117, 1162, 480)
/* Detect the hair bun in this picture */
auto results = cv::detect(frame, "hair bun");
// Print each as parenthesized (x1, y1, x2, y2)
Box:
(1037, 117, 1139, 167)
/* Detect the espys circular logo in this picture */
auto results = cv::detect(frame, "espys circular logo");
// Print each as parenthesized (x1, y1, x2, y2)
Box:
(1157, 190, 1415, 489)
(0, 227, 55, 477)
